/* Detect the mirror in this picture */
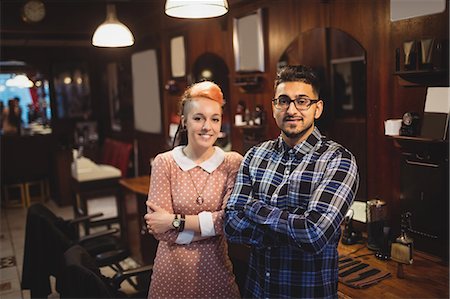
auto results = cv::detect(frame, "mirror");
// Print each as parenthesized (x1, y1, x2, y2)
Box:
(0, 61, 52, 135)
(53, 62, 91, 119)
(132, 49, 162, 134)
(170, 35, 186, 78)
(278, 27, 367, 200)
(233, 9, 265, 72)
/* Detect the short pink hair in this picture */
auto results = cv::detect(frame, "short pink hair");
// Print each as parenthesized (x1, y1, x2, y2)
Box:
(180, 81, 224, 115)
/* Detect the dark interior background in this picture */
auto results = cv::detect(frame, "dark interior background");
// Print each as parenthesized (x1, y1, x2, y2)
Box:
(1, 0, 449, 256)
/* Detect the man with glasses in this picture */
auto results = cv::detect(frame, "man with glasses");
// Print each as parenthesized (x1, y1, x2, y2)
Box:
(225, 65, 359, 298)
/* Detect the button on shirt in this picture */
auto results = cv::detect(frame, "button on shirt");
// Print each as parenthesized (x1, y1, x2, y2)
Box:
(225, 127, 359, 299)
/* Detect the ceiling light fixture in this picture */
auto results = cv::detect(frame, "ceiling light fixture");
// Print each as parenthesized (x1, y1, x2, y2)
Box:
(6, 74, 34, 88)
(165, 0, 229, 19)
(92, 4, 134, 47)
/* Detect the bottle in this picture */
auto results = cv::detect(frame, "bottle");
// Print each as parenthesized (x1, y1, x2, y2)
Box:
(391, 212, 413, 265)
(235, 100, 245, 126)
(245, 108, 251, 125)
(254, 104, 265, 126)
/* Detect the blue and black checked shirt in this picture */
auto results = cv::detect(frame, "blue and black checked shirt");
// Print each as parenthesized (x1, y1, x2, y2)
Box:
(225, 127, 359, 299)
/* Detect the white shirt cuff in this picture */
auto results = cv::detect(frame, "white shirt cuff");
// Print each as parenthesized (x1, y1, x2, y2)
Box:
(175, 230, 195, 244)
(198, 211, 216, 237)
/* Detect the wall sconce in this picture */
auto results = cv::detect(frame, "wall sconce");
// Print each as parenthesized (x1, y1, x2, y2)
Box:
(165, 0, 228, 19)
(92, 4, 134, 47)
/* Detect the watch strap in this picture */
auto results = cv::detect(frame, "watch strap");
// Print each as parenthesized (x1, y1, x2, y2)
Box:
(179, 214, 185, 232)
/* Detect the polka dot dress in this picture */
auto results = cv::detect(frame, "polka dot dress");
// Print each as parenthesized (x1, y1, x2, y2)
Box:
(147, 150, 243, 299)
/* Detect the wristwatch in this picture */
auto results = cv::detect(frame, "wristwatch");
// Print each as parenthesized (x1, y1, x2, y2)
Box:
(172, 214, 181, 230)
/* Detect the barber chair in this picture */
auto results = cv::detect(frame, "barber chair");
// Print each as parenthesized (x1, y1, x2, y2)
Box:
(21, 203, 130, 298)
(61, 245, 152, 299)
(100, 138, 133, 177)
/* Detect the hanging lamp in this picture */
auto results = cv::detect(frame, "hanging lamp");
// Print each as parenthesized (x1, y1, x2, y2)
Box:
(92, 4, 134, 47)
(165, 0, 228, 19)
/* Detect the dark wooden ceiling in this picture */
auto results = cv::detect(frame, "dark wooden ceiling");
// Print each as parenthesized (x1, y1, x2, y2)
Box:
(1, 0, 164, 45)
(1, 0, 245, 46)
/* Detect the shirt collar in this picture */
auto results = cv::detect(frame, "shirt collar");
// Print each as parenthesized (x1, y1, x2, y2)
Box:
(172, 146, 225, 173)
(276, 126, 323, 157)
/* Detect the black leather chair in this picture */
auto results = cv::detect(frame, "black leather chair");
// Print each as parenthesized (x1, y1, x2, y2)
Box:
(21, 203, 129, 298)
(61, 245, 152, 299)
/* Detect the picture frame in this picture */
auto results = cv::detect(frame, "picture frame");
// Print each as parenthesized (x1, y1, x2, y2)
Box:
(170, 35, 186, 78)
(233, 8, 265, 72)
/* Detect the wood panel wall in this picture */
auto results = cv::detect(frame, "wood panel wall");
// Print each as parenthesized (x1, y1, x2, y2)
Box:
(152, 0, 449, 232)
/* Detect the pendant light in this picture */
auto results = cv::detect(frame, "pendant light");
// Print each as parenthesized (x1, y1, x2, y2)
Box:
(92, 4, 134, 47)
(165, 0, 229, 19)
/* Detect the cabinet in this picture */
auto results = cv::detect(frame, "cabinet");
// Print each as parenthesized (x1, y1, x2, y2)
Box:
(392, 136, 449, 261)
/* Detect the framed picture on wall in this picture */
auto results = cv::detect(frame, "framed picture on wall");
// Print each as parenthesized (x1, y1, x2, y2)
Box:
(170, 35, 186, 78)
(233, 8, 265, 72)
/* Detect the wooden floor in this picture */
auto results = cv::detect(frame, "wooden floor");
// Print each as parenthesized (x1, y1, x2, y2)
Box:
(338, 242, 449, 298)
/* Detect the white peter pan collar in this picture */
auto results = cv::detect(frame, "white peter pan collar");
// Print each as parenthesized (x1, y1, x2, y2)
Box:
(172, 146, 225, 173)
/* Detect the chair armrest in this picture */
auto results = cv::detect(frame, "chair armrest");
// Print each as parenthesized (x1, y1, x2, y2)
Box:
(78, 228, 119, 243)
(112, 264, 153, 288)
(95, 248, 130, 267)
(69, 212, 104, 224)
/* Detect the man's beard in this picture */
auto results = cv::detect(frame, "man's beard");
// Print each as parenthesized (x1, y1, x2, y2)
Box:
(281, 122, 313, 140)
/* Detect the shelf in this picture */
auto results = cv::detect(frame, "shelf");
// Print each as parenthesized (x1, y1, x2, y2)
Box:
(387, 135, 448, 144)
(393, 69, 448, 86)
(387, 135, 449, 160)
(234, 75, 264, 93)
(233, 124, 265, 130)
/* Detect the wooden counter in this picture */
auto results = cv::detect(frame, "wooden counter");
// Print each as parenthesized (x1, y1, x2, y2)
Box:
(119, 175, 149, 195)
(337, 242, 448, 298)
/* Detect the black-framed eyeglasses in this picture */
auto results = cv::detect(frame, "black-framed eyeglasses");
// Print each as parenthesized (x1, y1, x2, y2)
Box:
(272, 95, 320, 111)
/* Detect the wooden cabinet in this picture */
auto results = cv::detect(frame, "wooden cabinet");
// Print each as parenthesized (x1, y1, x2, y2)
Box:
(393, 136, 449, 262)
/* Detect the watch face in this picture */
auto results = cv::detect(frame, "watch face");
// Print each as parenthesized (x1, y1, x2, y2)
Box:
(172, 218, 180, 228)
(22, 0, 46, 23)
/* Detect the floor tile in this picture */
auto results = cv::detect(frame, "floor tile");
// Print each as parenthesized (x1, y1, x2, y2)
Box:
(0, 266, 18, 280)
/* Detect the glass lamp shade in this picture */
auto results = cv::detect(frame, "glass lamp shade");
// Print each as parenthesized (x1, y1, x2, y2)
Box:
(92, 4, 134, 47)
(165, 0, 229, 18)
(6, 74, 34, 88)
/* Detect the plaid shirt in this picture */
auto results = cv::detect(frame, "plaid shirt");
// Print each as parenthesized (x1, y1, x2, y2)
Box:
(225, 127, 359, 299)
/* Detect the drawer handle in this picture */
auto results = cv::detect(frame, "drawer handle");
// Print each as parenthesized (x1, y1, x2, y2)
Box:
(406, 160, 439, 168)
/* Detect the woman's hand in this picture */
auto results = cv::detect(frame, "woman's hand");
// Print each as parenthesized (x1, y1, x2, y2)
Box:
(144, 201, 174, 234)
